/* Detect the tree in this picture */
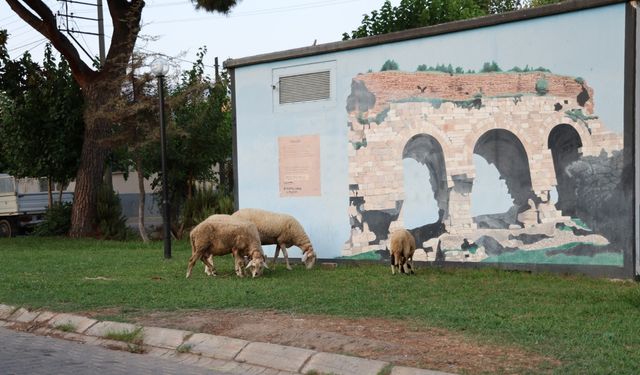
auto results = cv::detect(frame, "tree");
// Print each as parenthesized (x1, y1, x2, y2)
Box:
(0, 40, 83, 206)
(149, 48, 232, 238)
(4, 0, 239, 237)
(343, 0, 562, 40)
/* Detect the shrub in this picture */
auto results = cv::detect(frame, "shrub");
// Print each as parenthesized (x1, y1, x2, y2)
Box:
(535, 78, 549, 95)
(180, 187, 235, 231)
(33, 202, 72, 236)
(96, 184, 132, 240)
(380, 59, 399, 71)
(480, 61, 502, 73)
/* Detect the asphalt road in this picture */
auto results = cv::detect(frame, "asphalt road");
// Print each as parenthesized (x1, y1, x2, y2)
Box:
(0, 327, 230, 375)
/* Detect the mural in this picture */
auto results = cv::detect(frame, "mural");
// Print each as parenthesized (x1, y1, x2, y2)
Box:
(343, 67, 626, 266)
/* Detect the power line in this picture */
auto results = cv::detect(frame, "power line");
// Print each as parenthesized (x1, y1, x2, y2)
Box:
(8, 37, 48, 53)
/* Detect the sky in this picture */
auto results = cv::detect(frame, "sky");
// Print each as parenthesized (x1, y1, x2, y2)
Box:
(1, 0, 391, 76)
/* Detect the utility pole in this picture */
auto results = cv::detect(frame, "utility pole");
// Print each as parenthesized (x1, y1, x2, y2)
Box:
(214, 57, 220, 83)
(57, 0, 112, 186)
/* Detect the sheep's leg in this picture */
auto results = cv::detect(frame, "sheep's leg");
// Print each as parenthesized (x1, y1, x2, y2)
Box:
(391, 253, 400, 275)
(204, 254, 216, 276)
(201, 254, 216, 276)
(186, 252, 200, 278)
(280, 244, 292, 270)
(232, 247, 245, 277)
(400, 255, 407, 274)
(407, 256, 415, 275)
(272, 245, 281, 268)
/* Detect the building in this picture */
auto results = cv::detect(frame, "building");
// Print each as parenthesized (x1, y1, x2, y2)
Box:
(225, 0, 638, 277)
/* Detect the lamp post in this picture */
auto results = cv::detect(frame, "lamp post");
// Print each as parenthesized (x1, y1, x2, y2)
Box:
(151, 57, 171, 259)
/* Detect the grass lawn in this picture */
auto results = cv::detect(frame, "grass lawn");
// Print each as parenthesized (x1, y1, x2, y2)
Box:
(1, 237, 639, 374)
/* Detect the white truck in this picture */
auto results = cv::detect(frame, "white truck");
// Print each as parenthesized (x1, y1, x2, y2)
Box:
(0, 174, 73, 237)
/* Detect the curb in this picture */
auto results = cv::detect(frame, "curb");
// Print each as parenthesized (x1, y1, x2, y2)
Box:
(0, 304, 453, 375)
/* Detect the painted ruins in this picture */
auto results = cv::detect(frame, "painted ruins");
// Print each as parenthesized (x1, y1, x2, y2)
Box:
(344, 69, 625, 266)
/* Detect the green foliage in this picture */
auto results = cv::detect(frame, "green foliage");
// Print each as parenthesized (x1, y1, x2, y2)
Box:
(148, 47, 233, 231)
(535, 77, 549, 95)
(416, 63, 465, 74)
(0, 237, 639, 374)
(380, 59, 399, 71)
(54, 323, 76, 332)
(180, 187, 235, 231)
(509, 64, 550, 73)
(342, 0, 562, 40)
(96, 184, 132, 240)
(33, 202, 73, 237)
(565, 108, 598, 123)
(105, 327, 143, 344)
(480, 61, 502, 73)
(0, 44, 83, 186)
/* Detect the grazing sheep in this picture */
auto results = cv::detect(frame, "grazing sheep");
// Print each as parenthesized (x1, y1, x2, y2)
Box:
(186, 214, 268, 279)
(389, 228, 416, 275)
(232, 208, 316, 270)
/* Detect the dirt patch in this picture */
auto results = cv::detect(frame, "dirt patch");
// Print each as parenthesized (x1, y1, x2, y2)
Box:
(116, 309, 557, 374)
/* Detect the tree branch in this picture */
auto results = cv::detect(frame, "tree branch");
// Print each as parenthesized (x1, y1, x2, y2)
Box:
(5, 0, 96, 86)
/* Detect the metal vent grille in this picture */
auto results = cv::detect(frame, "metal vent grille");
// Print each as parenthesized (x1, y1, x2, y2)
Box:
(279, 70, 331, 104)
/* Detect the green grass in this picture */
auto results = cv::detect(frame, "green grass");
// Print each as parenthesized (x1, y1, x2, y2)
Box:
(1, 237, 639, 374)
(104, 327, 143, 344)
(54, 322, 76, 332)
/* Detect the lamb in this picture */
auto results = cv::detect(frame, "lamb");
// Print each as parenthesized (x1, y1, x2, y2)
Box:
(232, 208, 316, 270)
(389, 228, 416, 275)
(186, 214, 268, 279)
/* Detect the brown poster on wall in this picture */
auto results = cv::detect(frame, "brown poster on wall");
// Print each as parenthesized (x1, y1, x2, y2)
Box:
(278, 135, 321, 197)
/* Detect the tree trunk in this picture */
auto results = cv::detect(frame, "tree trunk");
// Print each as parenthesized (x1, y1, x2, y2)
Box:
(47, 177, 53, 209)
(135, 155, 149, 243)
(69, 83, 112, 237)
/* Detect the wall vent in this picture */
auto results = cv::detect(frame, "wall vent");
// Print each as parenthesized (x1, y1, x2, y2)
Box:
(279, 70, 331, 104)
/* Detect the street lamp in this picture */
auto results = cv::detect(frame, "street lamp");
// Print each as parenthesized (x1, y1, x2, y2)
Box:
(151, 57, 171, 259)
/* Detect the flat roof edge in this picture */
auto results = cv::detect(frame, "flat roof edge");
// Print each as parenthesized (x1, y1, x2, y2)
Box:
(224, 0, 629, 69)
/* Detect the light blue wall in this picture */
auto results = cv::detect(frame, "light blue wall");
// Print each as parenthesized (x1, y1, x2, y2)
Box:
(233, 4, 627, 259)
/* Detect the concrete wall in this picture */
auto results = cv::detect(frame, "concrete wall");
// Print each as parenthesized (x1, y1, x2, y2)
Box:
(232, 3, 632, 271)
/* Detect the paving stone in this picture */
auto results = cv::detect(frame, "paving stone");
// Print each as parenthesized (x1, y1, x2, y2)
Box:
(9, 307, 41, 323)
(48, 313, 97, 334)
(85, 321, 140, 338)
(143, 326, 192, 349)
(235, 342, 316, 373)
(391, 366, 454, 375)
(183, 332, 249, 360)
(301, 352, 388, 375)
(33, 311, 56, 323)
(0, 304, 16, 320)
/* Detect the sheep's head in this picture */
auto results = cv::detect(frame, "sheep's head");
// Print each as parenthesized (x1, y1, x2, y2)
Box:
(245, 252, 268, 278)
(301, 246, 317, 269)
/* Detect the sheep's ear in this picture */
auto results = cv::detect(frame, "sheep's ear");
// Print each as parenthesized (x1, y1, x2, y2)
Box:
(301, 252, 308, 262)
(263, 260, 269, 269)
(245, 259, 254, 269)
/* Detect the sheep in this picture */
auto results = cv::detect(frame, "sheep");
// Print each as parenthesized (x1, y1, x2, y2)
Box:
(232, 208, 316, 270)
(186, 214, 268, 279)
(389, 228, 416, 275)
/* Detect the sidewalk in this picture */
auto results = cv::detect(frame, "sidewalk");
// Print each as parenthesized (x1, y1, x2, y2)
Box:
(0, 304, 452, 375)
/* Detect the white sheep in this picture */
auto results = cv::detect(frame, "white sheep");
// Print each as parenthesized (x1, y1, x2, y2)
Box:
(232, 208, 317, 270)
(186, 214, 268, 279)
(389, 228, 416, 275)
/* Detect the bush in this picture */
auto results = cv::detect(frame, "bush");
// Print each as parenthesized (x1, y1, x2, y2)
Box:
(535, 78, 549, 95)
(33, 202, 72, 236)
(180, 187, 235, 231)
(380, 59, 399, 71)
(96, 184, 132, 240)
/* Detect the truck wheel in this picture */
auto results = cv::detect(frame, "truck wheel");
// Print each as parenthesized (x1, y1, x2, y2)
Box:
(0, 219, 12, 238)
